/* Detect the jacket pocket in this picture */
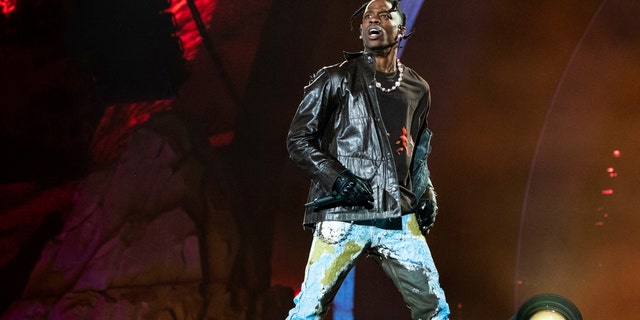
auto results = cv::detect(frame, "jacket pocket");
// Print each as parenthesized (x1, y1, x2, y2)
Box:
(337, 155, 380, 182)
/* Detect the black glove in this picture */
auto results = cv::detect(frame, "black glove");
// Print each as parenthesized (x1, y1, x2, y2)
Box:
(332, 171, 374, 209)
(415, 199, 437, 234)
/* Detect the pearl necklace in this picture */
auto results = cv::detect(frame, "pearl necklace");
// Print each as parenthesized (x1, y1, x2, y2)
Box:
(375, 59, 404, 93)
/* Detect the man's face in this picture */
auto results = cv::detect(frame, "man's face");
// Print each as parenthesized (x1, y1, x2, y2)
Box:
(360, 0, 405, 52)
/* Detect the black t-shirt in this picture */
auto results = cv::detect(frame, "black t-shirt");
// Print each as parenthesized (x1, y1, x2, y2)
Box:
(375, 69, 427, 214)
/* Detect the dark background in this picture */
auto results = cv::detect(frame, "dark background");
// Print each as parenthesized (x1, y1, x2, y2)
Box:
(2, 0, 639, 319)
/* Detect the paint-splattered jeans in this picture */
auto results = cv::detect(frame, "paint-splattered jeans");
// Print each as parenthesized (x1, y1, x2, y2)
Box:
(286, 214, 450, 320)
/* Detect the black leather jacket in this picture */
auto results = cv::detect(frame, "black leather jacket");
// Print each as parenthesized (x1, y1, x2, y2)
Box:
(287, 51, 435, 226)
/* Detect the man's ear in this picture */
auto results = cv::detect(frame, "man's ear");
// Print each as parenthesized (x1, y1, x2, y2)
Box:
(398, 26, 406, 39)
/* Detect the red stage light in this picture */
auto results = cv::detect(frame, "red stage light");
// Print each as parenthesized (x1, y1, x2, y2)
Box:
(208, 131, 234, 147)
(1, 0, 16, 17)
(168, 0, 218, 61)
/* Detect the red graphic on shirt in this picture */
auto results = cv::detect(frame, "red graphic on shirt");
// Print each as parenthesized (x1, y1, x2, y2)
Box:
(394, 127, 414, 156)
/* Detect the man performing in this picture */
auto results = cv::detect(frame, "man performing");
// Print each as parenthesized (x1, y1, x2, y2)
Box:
(285, 0, 450, 319)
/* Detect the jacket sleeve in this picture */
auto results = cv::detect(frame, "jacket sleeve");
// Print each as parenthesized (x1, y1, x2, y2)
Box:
(412, 81, 437, 208)
(286, 67, 346, 191)
(413, 128, 436, 206)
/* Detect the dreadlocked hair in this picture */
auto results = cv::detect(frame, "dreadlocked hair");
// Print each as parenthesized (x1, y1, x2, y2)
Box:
(349, 0, 407, 31)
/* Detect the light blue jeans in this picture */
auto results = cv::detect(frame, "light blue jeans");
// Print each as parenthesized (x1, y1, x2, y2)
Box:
(286, 214, 450, 320)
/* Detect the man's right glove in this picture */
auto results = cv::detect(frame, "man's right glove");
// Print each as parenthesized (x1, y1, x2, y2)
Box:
(332, 171, 374, 209)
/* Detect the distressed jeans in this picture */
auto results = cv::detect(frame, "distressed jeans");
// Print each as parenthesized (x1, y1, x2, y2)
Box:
(286, 214, 450, 320)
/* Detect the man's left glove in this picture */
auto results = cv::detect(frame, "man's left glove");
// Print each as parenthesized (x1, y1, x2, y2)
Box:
(415, 199, 438, 234)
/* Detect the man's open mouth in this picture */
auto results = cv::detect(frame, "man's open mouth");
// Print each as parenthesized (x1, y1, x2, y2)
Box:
(367, 26, 382, 40)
